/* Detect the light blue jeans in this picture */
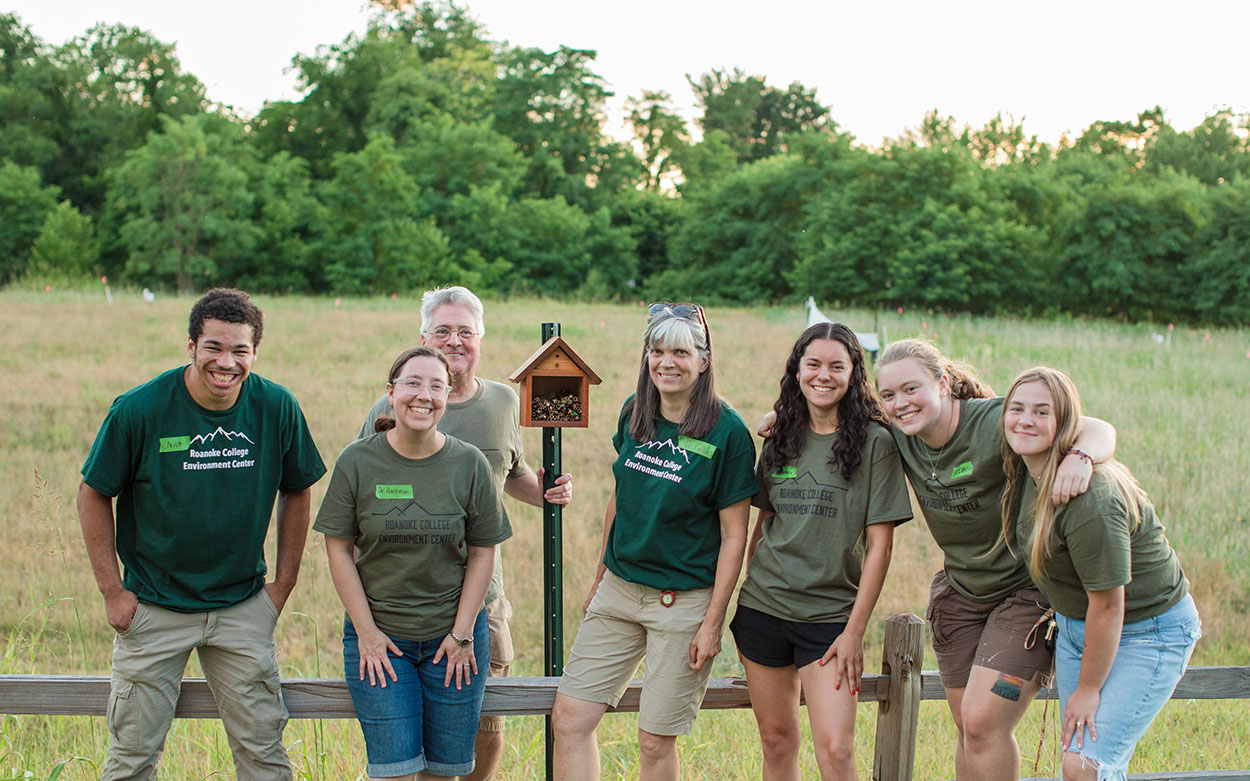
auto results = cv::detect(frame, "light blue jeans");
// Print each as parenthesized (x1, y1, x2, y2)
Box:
(1054, 593, 1201, 781)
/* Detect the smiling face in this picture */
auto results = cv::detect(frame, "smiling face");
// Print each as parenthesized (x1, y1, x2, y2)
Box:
(387, 355, 450, 434)
(798, 338, 852, 415)
(1003, 380, 1057, 462)
(875, 356, 949, 442)
(647, 341, 706, 400)
(421, 303, 481, 379)
(185, 318, 257, 410)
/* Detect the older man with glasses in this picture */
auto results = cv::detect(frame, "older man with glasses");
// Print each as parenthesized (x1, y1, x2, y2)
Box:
(359, 285, 572, 781)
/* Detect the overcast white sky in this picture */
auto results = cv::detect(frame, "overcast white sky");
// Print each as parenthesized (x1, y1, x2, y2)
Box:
(8, 0, 1249, 147)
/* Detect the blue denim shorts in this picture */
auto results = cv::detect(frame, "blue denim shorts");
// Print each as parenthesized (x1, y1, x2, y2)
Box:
(343, 610, 489, 778)
(1055, 593, 1201, 781)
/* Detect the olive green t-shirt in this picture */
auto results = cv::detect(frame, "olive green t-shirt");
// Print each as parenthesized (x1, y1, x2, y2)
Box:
(739, 423, 912, 623)
(314, 433, 512, 642)
(360, 378, 524, 605)
(604, 397, 758, 591)
(892, 396, 1032, 602)
(1015, 471, 1187, 623)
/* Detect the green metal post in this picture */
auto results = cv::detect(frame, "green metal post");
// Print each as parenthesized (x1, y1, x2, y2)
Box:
(542, 322, 563, 781)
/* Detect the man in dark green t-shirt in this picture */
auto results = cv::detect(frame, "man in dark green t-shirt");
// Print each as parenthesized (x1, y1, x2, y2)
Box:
(78, 288, 326, 781)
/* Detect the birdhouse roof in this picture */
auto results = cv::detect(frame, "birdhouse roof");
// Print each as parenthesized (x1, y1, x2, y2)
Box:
(509, 336, 602, 385)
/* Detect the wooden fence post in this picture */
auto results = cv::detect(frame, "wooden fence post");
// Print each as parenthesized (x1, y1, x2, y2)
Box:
(872, 612, 925, 781)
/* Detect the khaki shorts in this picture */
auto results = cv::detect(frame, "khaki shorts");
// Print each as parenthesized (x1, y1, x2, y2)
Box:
(926, 570, 1054, 689)
(479, 594, 514, 733)
(558, 570, 714, 736)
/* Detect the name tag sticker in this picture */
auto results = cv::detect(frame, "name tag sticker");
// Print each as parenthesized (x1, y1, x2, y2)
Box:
(677, 436, 717, 459)
(376, 484, 414, 499)
(772, 465, 798, 479)
(951, 461, 974, 479)
(159, 436, 191, 453)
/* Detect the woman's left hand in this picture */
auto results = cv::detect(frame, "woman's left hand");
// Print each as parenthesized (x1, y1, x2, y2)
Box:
(434, 634, 479, 690)
(819, 630, 865, 695)
(688, 620, 722, 671)
(1062, 685, 1100, 750)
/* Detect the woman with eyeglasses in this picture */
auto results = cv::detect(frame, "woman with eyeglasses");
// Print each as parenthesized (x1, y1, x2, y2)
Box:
(552, 303, 758, 781)
(314, 346, 511, 779)
(998, 367, 1198, 781)
(731, 323, 912, 780)
(872, 340, 1116, 781)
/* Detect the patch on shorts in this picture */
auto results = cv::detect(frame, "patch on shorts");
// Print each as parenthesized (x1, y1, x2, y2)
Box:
(990, 673, 1025, 701)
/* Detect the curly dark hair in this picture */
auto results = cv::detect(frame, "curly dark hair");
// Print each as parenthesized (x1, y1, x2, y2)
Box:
(762, 322, 887, 480)
(188, 288, 264, 347)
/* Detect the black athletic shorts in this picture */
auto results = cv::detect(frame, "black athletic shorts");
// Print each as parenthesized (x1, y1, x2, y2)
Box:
(730, 604, 847, 669)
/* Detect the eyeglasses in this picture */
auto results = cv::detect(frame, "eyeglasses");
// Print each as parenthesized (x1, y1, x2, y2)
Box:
(424, 326, 478, 342)
(648, 302, 711, 352)
(390, 377, 450, 397)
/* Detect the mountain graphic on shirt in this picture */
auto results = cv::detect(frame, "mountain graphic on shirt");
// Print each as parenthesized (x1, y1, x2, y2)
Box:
(640, 438, 691, 464)
(190, 427, 255, 445)
(781, 470, 847, 491)
(372, 500, 459, 519)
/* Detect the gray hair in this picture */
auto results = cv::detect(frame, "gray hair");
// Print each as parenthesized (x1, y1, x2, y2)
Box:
(644, 311, 705, 356)
(420, 286, 486, 337)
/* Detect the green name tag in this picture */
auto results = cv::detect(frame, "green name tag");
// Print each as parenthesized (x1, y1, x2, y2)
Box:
(951, 461, 973, 479)
(677, 436, 717, 459)
(376, 484, 414, 499)
(159, 436, 190, 453)
(772, 465, 798, 479)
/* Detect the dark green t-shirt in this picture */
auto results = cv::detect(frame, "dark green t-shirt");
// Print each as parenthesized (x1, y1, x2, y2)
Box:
(1015, 471, 1187, 623)
(314, 433, 512, 641)
(360, 378, 525, 605)
(81, 367, 326, 612)
(604, 397, 758, 591)
(892, 396, 1032, 602)
(739, 423, 912, 623)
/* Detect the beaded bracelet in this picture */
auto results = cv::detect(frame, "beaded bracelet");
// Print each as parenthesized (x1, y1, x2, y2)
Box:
(1064, 447, 1093, 465)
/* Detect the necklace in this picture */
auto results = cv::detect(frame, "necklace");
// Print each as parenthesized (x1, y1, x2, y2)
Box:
(923, 399, 958, 482)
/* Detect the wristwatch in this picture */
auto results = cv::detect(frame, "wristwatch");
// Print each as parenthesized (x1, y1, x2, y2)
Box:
(450, 630, 473, 647)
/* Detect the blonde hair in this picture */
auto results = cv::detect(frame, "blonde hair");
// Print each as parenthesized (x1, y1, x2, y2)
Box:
(998, 366, 1145, 577)
(628, 307, 718, 442)
(877, 338, 994, 400)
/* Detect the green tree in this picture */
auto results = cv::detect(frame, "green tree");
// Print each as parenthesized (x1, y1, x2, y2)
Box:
(26, 200, 100, 280)
(625, 90, 689, 192)
(1185, 178, 1250, 324)
(107, 115, 257, 292)
(0, 160, 60, 283)
(1145, 110, 1250, 186)
(314, 134, 457, 294)
(689, 69, 831, 163)
(225, 152, 321, 293)
(1055, 168, 1210, 321)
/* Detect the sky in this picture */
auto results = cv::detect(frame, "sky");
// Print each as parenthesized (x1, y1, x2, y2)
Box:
(8, 0, 1249, 147)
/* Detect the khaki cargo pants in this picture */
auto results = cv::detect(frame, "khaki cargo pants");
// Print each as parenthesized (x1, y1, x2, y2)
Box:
(103, 590, 290, 781)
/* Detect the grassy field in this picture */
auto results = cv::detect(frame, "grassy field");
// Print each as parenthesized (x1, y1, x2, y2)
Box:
(1, 289, 1247, 779)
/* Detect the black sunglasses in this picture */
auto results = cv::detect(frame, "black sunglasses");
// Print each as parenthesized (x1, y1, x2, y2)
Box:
(648, 302, 712, 352)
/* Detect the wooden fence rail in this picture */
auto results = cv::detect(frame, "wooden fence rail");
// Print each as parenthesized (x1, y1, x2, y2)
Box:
(2, 613, 1247, 780)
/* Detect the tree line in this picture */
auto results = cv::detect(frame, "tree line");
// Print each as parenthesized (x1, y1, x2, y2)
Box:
(3, 4, 1248, 324)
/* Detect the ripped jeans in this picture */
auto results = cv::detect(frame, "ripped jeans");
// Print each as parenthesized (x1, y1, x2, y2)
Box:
(1054, 593, 1201, 780)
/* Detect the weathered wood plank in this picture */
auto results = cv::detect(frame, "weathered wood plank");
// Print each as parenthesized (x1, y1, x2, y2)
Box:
(0, 673, 887, 719)
(1017, 772, 1250, 781)
(919, 666, 1250, 701)
(0, 665, 1244, 718)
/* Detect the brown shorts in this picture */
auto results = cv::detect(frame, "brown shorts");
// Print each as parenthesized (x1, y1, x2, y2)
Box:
(479, 595, 514, 732)
(925, 570, 1053, 689)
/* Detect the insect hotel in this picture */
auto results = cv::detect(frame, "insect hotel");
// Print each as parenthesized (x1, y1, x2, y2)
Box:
(508, 335, 601, 428)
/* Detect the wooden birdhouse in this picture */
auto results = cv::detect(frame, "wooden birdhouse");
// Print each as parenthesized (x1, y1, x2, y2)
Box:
(509, 336, 602, 428)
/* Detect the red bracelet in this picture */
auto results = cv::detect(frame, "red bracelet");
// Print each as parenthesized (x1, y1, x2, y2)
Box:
(1064, 448, 1093, 465)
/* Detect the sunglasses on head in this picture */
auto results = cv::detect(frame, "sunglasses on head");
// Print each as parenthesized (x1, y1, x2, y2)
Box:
(648, 302, 711, 352)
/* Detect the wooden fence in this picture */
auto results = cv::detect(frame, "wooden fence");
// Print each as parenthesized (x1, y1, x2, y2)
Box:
(2, 613, 1247, 780)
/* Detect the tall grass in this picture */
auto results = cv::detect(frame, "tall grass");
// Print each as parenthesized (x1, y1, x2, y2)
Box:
(1, 289, 1246, 778)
